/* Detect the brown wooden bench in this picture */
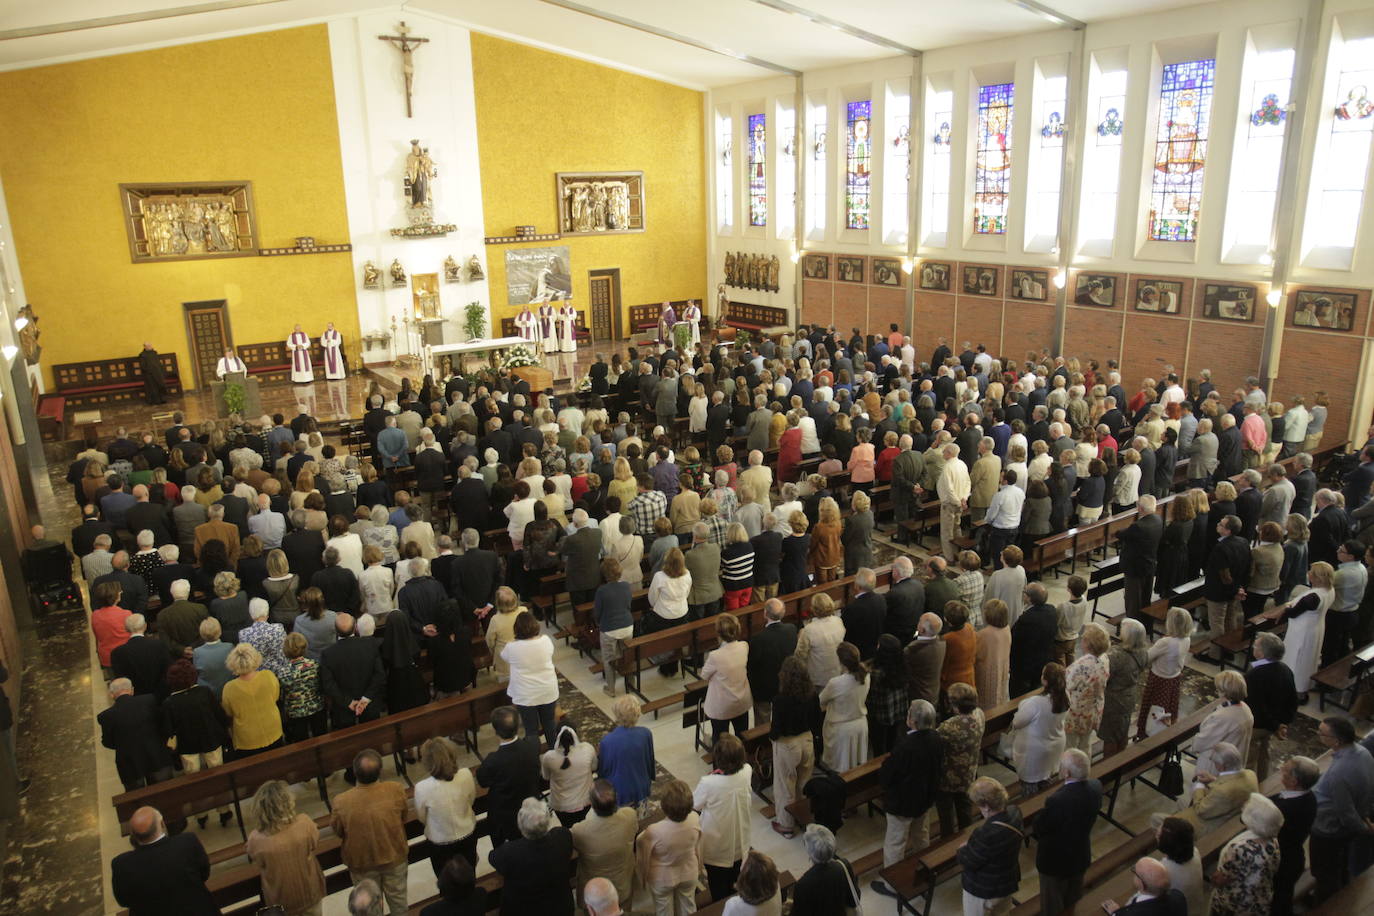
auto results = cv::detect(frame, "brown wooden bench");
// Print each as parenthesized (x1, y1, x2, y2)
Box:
(1312, 639, 1374, 711)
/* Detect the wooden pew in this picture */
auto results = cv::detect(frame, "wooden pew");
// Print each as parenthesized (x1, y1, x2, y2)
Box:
(1312, 640, 1374, 710)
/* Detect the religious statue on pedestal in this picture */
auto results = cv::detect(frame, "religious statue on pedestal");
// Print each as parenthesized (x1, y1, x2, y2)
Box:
(362, 261, 381, 289)
(390, 259, 407, 286)
(390, 139, 456, 238)
(443, 256, 460, 283)
(467, 255, 485, 282)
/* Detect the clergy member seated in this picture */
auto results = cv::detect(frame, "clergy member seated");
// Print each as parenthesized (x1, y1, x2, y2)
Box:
(216, 347, 247, 379)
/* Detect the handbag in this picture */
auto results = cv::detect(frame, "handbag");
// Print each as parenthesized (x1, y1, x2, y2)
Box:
(838, 856, 864, 916)
(1158, 747, 1185, 799)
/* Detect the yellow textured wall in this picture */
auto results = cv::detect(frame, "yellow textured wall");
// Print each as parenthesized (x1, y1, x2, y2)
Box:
(0, 25, 356, 389)
(470, 34, 706, 330)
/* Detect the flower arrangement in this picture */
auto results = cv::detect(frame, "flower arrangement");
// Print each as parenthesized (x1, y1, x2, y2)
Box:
(500, 344, 540, 369)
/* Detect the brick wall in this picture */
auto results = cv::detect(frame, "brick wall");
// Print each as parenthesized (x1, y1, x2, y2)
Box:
(1271, 284, 1371, 446)
(1004, 301, 1057, 358)
(955, 296, 1004, 352)
(1120, 312, 1190, 390)
(1063, 305, 1124, 368)
(914, 291, 956, 358)
(869, 287, 906, 337)
(801, 279, 833, 327)
(833, 281, 867, 334)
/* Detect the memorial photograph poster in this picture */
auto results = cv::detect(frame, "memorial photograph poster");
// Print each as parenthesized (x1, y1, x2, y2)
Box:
(506, 246, 572, 305)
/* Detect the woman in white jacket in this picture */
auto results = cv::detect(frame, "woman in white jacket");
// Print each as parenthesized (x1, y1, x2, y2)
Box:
(702, 614, 753, 744)
(1010, 661, 1067, 794)
(794, 593, 846, 690)
(1191, 670, 1254, 778)
(646, 547, 693, 676)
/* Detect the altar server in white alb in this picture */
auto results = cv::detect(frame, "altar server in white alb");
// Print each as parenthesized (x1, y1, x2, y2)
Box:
(215, 347, 247, 379)
(557, 302, 578, 352)
(537, 301, 557, 354)
(320, 322, 346, 380)
(515, 303, 539, 348)
(681, 299, 701, 347)
(286, 324, 313, 384)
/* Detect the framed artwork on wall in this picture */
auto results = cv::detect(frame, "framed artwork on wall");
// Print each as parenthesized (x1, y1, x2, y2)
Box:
(1200, 283, 1257, 322)
(1291, 290, 1357, 330)
(1133, 279, 1183, 314)
(918, 261, 950, 291)
(555, 171, 644, 235)
(961, 265, 999, 297)
(872, 258, 903, 287)
(802, 253, 830, 280)
(120, 181, 257, 263)
(1074, 273, 1118, 307)
(1009, 268, 1049, 301)
(836, 256, 865, 283)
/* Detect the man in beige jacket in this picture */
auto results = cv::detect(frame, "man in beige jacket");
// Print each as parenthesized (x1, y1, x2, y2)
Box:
(969, 437, 1002, 522)
(572, 780, 638, 904)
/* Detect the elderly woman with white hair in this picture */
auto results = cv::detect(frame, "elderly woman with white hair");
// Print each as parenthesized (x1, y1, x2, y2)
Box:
(128, 529, 164, 593)
(790, 824, 858, 916)
(361, 504, 400, 566)
(220, 643, 282, 758)
(1209, 793, 1284, 916)
(489, 797, 576, 916)
(238, 597, 289, 679)
(1100, 618, 1149, 757)
(1191, 670, 1254, 778)
(210, 570, 253, 644)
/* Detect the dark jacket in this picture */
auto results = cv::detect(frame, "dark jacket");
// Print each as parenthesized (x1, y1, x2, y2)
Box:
(1236, 487, 1262, 541)
(791, 860, 857, 916)
(152, 563, 201, 605)
(1009, 604, 1058, 696)
(311, 565, 361, 614)
(1246, 659, 1298, 732)
(450, 478, 491, 533)
(751, 530, 783, 586)
(111, 636, 172, 697)
(880, 727, 942, 816)
(476, 736, 543, 843)
(1118, 513, 1164, 578)
(282, 529, 326, 588)
(111, 832, 217, 916)
(217, 494, 251, 537)
(1113, 890, 1187, 916)
(1204, 534, 1251, 602)
(488, 827, 575, 916)
(398, 575, 448, 636)
(95, 568, 148, 612)
(160, 685, 230, 755)
(319, 636, 386, 725)
(72, 517, 116, 557)
(415, 447, 448, 493)
(884, 577, 925, 643)
(1292, 469, 1317, 519)
(126, 502, 173, 547)
(841, 592, 886, 660)
(1034, 778, 1103, 876)
(1309, 504, 1351, 567)
(559, 527, 604, 593)
(453, 550, 502, 615)
(98, 693, 168, 789)
(747, 621, 799, 703)
(957, 806, 1023, 899)
(1270, 789, 1316, 874)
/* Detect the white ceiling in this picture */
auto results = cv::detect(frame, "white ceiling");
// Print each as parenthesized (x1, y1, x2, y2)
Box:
(0, 0, 1213, 87)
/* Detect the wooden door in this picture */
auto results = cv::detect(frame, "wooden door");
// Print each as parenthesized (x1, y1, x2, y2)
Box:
(183, 300, 231, 390)
(589, 269, 622, 341)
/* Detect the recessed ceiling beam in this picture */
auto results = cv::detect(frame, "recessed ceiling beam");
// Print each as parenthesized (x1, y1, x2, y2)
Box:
(534, 0, 802, 77)
(0, 0, 287, 41)
(743, 0, 921, 57)
(1006, 0, 1087, 30)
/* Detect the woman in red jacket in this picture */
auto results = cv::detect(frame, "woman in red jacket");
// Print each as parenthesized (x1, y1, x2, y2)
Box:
(778, 413, 804, 483)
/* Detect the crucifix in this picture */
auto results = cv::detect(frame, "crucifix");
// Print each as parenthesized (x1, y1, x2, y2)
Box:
(377, 21, 429, 118)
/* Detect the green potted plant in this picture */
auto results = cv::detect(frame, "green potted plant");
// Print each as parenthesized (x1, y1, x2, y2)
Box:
(672, 321, 692, 353)
(223, 381, 246, 417)
(463, 301, 486, 340)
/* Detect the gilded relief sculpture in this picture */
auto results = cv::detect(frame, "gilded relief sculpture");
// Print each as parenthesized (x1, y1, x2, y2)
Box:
(556, 171, 645, 236)
(121, 182, 256, 263)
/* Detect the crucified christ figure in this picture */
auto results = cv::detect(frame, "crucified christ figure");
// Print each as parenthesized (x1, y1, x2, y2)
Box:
(377, 21, 429, 118)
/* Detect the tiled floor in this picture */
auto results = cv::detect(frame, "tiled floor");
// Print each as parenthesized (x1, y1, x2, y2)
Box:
(1, 353, 1336, 915)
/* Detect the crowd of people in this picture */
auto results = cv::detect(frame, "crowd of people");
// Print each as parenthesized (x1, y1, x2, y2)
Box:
(52, 323, 1374, 914)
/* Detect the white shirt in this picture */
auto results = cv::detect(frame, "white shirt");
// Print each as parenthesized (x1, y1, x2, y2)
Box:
(648, 570, 692, 620)
(936, 457, 971, 504)
(1159, 384, 1184, 406)
(541, 742, 597, 812)
(692, 767, 753, 867)
(360, 565, 395, 618)
(984, 484, 1025, 530)
(215, 356, 246, 378)
(414, 768, 476, 842)
(1148, 636, 1190, 679)
(327, 532, 365, 578)
(501, 635, 560, 706)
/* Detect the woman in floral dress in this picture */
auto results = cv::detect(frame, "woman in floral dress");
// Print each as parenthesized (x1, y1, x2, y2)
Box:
(1064, 623, 1110, 754)
(1209, 794, 1283, 916)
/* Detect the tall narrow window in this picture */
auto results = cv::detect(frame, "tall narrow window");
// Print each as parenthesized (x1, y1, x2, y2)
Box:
(1225, 48, 1294, 257)
(973, 82, 1014, 235)
(845, 100, 872, 230)
(922, 89, 953, 245)
(1027, 74, 1066, 250)
(883, 85, 911, 245)
(717, 113, 733, 232)
(1081, 68, 1128, 248)
(808, 107, 827, 236)
(777, 107, 797, 239)
(1307, 36, 1374, 256)
(1148, 59, 1215, 242)
(748, 113, 767, 227)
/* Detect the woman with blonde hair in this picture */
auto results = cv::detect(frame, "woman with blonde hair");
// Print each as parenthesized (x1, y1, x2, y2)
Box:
(1064, 624, 1111, 753)
(796, 593, 846, 690)
(974, 599, 1012, 710)
(1277, 513, 1310, 602)
(599, 695, 656, 808)
(608, 456, 638, 509)
(1135, 606, 1194, 739)
(819, 642, 870, 770)
(289, 470, 316, 512)
(246, 779, 326, 915)
(842, 490, 875, 576)
(1280, 560, 1334, 700)
(220, 643, 282, 757)
(808, 497, 843, 583)
(647, 547, 693, 676)
(485, 586, 526, 682)
(703, 614, 753, 742)
(1192, 671, 1254, 777)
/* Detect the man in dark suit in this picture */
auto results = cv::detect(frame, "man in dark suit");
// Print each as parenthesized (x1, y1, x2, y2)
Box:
(884, 557, 925, 643)
(111, 805, 217, 915)
(216, 489, 251, 539)
(151, 548, 200, 605)
(1291, 453, 1318, 518)
(398, 559, 448, 639)
(1102, 858, 1186, 915)
(319, 613, 386, 729)
(449, 465, 491, 534)
(1342, 446, 1374, 512)
(478, 418, 514, 469)
(476, 705, 543, 847)
(431, 536, 461, 598)
(1308, 489, 1350, 567)
(452, 529, 501, 615)
(1034, 749, 1104, 913)
(124, 487, 172, 547)
(281, 515, 326, 588)
(1236, 469, 1263, 541)
(874, 698, 943, 891)
(95, 552, 148, 612)
(1009, 583, 1057, 696)
(362, 396, 390, 446)
(706, 391, 731, 453)
(98, 679, 170, 791)
(157, 581, 208, 659)
(1204, 515, 1251, 637)
(1269, 755, 1319, 916)
(1214, 413, 1243, 481)
(311, 547, 360, 614)
(560, 510, 603, 607)
(1118, 495, 1164, 632)
(746, 599, 797, 723)
(1246, 632, 1298, 783)
(110, 615, 171, 697)
(841, 567, 886, 660)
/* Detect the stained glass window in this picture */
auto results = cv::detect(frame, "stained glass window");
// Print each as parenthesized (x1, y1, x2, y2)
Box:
(717, 114, 733, 231)
(748, 113, 767, 227)
(1028, 75, 1067, 249)
(1307, 36, 1374, 255)
(777, 107, 796, 239)
(883, 86, 911, 244)
(808, 109, 827, 235)
(1227, 49, 1294, 254)
(1148, 59, 1215, 242)
(973, 82, 1014, 235)
(1081, 68, 1127, 248)
(922, 90, 953, 243)
(845, 100, 872, 230)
